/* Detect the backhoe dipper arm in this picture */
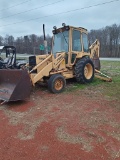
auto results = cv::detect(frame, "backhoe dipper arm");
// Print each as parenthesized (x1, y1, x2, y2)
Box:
(89, 39, 100, 59)
(89, 39, 101, 70)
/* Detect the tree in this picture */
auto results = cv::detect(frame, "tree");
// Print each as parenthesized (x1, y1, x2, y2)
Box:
(0, 36, 3, 45)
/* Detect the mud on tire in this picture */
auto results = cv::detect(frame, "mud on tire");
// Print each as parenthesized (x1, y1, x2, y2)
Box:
(75, 56, 94, 84)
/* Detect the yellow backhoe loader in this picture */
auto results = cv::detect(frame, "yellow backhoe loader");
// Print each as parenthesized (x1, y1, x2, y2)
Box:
(0, 23, 111, 103)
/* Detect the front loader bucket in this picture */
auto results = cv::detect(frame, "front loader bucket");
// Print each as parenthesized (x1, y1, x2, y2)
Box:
(0, 69, 31, 102)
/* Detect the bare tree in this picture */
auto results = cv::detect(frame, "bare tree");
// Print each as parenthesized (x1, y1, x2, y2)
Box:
(0, 36, 3, 45)
(88, 24, 120, 57)
(1, 23, 120, 57)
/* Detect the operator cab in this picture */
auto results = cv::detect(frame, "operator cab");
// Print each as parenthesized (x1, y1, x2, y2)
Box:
(52, 23, 89, 65)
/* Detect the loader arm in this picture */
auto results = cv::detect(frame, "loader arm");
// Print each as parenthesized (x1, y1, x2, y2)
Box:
(30, 53, 66, 85)
(52, 52, 66, 69)
(30, 54, 52, 84)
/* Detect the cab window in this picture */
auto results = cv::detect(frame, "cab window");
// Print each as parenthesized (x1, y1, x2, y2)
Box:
(82, 33, 89, 52)
(72, 30, 82, 51)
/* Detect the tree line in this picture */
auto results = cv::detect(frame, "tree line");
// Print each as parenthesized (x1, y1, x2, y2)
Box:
(0, 34, 52, 55)
(88, 24, 120, 57)
(0, 23, 120, 57)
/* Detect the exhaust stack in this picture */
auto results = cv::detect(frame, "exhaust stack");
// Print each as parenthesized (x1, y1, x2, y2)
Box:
(43, 24, 48, 54)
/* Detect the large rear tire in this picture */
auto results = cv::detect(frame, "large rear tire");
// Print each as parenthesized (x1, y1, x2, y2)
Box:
(48, 74, 66, 93)
(75, 57, 94, 83)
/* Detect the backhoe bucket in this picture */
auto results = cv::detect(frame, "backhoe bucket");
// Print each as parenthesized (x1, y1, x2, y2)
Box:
(0, 69, 31, 102)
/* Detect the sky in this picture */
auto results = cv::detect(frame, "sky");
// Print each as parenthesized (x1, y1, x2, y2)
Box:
(0, 0, 120, 38)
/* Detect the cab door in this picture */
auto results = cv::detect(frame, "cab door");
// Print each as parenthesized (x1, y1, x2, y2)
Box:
(71, 29, 82, 64)
(82, 33, 89, 53)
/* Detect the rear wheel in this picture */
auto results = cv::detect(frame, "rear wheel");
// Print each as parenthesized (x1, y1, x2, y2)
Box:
(48, 74, 66, 93)
(75, 57, 94, 83)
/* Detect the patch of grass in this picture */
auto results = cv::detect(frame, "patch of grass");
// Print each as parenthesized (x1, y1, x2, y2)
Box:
(95, 61, 120, 100)
(101, 61, 120, 75)
(66, 61, 120, 100)
(102, 75, 120, 99)
(91, 77, 104, 86)
(65, 78, 103, 93)
(65, 79, 87, 92)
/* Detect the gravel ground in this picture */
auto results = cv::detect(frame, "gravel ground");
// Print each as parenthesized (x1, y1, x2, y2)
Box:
(0, 86, 120, 160)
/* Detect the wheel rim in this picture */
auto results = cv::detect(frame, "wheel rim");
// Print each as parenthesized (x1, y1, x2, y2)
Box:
(54, 79, 63, 91)
(84, 63, 93, 79)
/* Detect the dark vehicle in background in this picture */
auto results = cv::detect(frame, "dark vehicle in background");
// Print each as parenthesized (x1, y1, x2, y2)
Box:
(0, 46, 26, 69)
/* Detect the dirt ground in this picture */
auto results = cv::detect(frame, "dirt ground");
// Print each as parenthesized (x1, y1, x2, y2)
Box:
(0, 83, 120, 160)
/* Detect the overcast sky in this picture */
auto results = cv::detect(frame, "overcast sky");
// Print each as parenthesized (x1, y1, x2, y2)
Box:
(0, 0, 120, 38)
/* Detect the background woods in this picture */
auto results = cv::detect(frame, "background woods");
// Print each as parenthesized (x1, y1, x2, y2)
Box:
(0, 34, 52, 55)
(88, 24, 120, 57)
(0, 24, 120, 57)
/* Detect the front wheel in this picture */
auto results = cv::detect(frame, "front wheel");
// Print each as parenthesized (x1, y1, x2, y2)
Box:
(48, 74, 66, 93)
(75, 57, 94, 84)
